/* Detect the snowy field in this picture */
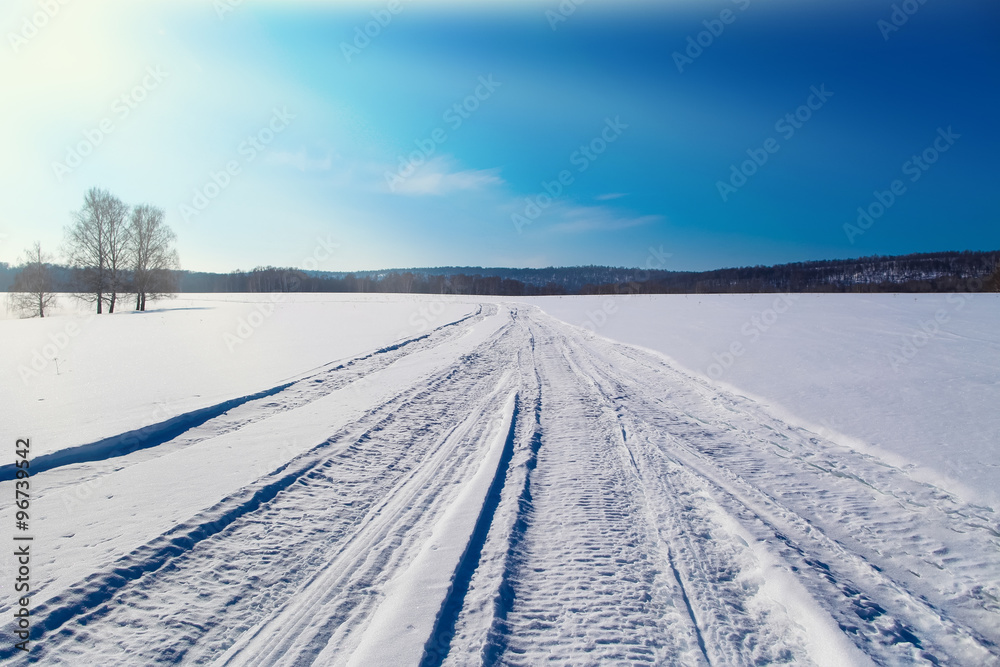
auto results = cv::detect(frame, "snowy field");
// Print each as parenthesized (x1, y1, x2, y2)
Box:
(528, 293, 1000, 510)
(1, 293, 998, 665)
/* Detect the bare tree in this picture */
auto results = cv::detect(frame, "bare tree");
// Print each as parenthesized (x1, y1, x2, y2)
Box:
(64, 187, 131, 314)
(128, 205, 179, 311)
(105, 199, 131, 314)
(7, 242, 56, 318)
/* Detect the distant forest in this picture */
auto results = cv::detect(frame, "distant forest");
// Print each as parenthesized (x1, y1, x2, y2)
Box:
(3, 250, 999, 296)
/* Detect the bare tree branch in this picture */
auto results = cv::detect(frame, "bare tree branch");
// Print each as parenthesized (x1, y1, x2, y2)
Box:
(64, 187, 131, 314)
(7, 242, 57, 318)
(129, 204, 179, 311)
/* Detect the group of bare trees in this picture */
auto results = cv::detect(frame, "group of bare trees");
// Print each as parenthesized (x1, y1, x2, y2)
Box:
(7, 187, 179, 318)
(65, 188, 179, 313)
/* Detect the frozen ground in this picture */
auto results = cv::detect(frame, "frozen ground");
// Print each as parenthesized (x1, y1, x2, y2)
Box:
(1, 294, 477, 459)
(528, 293, 1000, 509)
(1, 293, 997, 665)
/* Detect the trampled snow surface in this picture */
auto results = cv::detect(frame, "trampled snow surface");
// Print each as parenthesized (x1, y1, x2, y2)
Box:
(529, 293, 1000, 509)
(0, 294, 997, 665)
(1, 294, 478, 459)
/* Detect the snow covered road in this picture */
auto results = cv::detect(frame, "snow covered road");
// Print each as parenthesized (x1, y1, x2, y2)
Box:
(2, 304, 998, 665)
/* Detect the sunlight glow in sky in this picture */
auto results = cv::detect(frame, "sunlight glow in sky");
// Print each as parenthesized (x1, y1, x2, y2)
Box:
(1, 0, 997, 272)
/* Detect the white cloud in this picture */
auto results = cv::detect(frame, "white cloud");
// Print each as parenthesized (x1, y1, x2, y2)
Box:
(548, 207, 660, 234)
(595, 193, 627, 201)
(387, 157, 503, 196)
(267, 149, 333, 172)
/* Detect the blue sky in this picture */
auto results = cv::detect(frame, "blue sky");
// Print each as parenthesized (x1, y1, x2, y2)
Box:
(1, 0, 997, 273)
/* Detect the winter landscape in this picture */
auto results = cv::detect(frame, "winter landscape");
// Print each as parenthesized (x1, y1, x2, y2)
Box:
(3, 0, 1000, 664)
(2, 292, 999, 665)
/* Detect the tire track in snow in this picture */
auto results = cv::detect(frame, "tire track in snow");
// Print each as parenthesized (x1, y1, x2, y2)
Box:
(434, 312, 546, 667)
(2, 305, 486, 480)
(211, 319, 527, 666)
(1, 309, 513, 665)
(6, 304, 997, 665)
(560, 338, 822, 665)
(664, 544, 712, 665)
(544, 320, 808, 665)
(417, 392, 522, 667)
(556, 312, 1000, 665)
(479, 353, 543, 667)
(480, 317, 707, 665)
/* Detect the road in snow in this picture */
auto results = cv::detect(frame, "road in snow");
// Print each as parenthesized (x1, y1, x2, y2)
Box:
(1, 299, 998, 665)
(527, 293, 1000, 509)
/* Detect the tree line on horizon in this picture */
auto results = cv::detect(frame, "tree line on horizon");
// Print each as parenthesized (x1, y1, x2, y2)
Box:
(174, 250, 1000, 296)
(580, 250, 1000, 295)
(6, 187, 179, 317)
(4, 243, 999, 316)
(180, 267, 568, 296)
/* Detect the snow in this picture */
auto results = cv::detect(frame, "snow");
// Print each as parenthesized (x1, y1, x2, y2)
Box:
(1, 293, 477, 458)
(1, 293, 997, 665)
(704, 501, 874, 667)
(527, 292, 1000, 508)
(344, 390, 517, 667)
